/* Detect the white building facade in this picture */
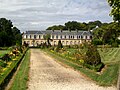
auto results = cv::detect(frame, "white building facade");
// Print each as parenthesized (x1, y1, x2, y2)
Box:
(22, 30, 92, 46)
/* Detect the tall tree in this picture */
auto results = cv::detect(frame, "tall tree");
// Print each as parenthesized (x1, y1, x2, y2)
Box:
(12, 27, 22, 45)
(43, 34, 52, 46)
(0, 18, 21, 47)
(107, 0, 120, 23)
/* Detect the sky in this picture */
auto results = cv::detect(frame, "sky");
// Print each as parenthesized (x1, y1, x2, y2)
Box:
(0, 0, 113, 32)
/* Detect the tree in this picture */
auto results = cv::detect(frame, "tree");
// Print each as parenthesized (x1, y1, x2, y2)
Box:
(43, 34, 52, 47)
(107, 0, 120, 23)
(12, 27, 22, 45)
(56, 40, 63, 52)
(102, 22, 119, 45)
(85, 44, 101, 66)
(92, 22, 120, 45)
(65, 21, 81, 30)
(0, 18, 21, 47)
(88, 20, 102, 30)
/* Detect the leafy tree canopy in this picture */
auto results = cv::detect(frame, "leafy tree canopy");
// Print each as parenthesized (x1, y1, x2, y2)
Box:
(92, 22, 120, 46)
(0, 18, 21, 47)
(107, 0, 120, 22)
(46, 20, 102, 31)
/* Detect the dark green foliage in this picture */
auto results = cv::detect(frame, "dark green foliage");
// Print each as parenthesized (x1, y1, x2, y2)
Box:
(83, 62, 104, 72)
(40, 42, 48, 49)
(0, 18, 21, 47)
(88, 20, 102, 30)
(46, 25, 65, 30)
(46, 20, 102, 31)
(43, 34, 52, 47)
(111, 41, 119, 47)
(23, 41, 29, 48)
(92, 39, 103, 45)
(85, 44, 102, 66)
(56, 40, 63, 52)
(2, 54, 11, 62)
(107, 0, 120, 22)
(93, 22, 120, 46)
(0, 61, 7, 67)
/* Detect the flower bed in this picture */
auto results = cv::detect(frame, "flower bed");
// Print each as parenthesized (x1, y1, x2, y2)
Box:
(0, 46, 28, 89)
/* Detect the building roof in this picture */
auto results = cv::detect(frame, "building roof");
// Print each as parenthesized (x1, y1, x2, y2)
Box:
(25, 30, 92, 36)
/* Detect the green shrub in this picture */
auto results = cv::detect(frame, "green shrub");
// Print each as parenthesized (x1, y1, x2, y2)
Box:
(95, 62, 104, 72)
(0, 61, 7, 67)
(92, 39, 103, 45)
(83, 63, 104, 72)
(111, 42, 119, 47)
(2, 54, 11, 62)
(56, 40, 63, 52)
(85, 44, 102, 66)
(49, 47, 54, 51)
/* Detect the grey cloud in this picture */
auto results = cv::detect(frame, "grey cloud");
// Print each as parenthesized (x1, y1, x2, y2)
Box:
(0, 0, 113, 32)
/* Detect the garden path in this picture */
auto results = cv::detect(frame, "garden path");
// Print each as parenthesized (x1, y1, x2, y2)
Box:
(27, 49, 116, 90)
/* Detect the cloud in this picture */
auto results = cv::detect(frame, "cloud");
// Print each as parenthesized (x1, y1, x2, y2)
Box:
(0, 0, 112, 32)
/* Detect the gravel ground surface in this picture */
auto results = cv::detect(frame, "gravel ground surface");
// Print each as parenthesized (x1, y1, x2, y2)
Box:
(27, 49, 116, 90)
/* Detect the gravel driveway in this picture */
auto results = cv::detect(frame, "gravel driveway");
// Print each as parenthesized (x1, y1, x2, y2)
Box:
(27, 49, 116, 90)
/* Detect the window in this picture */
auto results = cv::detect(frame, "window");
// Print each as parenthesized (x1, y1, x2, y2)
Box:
(66, 41, 68, 45)
(74, 41, 76, 44)
(56, 35, 58, 39)
(69, 35, 70, 39)
(71, 36, 72, 39)
(90, 36, 92, 39)
(34, 35, 36, 39)
(39, 35, 41, 39)
(86, 36, 87, 39)
(79, 36, 81, 39)
(54, 41, 56, 45)
(60, 35, 62, 39)
(77, 36, 78, 39)
(73, 36, 74, 39)
(64, 35, 66, 39)
(81, 36, 83, 39)
(30, 35, 31, 39)
(52, 35, 54, 39)
(26, 35, 28, 39)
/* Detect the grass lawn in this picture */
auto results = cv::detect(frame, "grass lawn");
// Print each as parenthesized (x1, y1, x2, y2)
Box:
(43, 47, 120, 86)
(9, 50, 30, 90)
(0, 50, 11, 57)
(98, 48, 120, 64)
